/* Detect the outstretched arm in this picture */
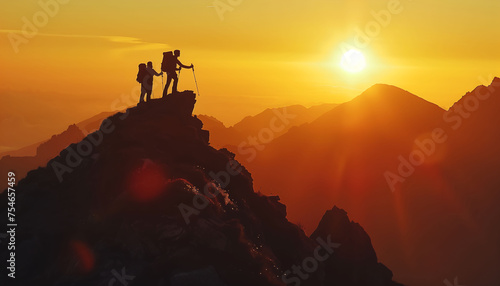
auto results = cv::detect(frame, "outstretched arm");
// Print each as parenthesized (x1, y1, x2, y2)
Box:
(177, 59, 193, 69)
(152, 69, 163, 76)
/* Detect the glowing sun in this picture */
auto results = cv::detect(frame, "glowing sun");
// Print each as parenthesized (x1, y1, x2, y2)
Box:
(340, 49, 366, 73)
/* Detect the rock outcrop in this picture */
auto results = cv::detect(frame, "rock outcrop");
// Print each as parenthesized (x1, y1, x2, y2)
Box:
(0, 90, 401, 286)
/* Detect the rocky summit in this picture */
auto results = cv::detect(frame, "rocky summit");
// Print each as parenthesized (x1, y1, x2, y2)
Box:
(0, 90, 402, 286)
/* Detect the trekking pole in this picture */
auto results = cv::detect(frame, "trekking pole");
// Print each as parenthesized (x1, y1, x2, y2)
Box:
(160, 73, 163, 99)
(192, 67, 200, 96)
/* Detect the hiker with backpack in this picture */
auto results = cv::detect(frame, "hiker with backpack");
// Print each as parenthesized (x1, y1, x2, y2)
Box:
(161, 50, 194, 97)
(137, 61, 163, 103)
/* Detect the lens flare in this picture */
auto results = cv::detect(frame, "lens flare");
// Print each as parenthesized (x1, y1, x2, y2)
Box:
(127, 159, 169, 202)
(70, 240, 95, 273)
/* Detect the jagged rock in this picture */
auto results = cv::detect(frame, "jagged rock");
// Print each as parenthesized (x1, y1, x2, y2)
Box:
(311, 206, 402, 286)
(0, 91, 402, 286)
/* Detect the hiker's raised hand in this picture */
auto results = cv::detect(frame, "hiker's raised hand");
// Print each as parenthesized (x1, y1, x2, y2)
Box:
(190, 64, 194, 69)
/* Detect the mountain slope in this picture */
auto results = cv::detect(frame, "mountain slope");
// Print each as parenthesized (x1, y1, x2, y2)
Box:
(0, 124, 85, 181)
(76, 111, 117, 134)
(0, 91, 401, 286)
(198, 104, 338, 151)
(0, 103, 336, 183)
(249, 84, 445, 232)
(233, 104, 338, 138)
(196, 115, 245, 149)
(0, 140, 42, 158)
(247, 80, 500, 286)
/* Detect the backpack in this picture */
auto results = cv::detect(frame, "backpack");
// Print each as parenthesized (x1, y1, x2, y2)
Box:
(161, 51, 176, 72)
(136, 63, 147, 83)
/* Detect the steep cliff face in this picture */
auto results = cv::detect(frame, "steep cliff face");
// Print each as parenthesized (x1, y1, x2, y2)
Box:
(0, 91, 401, 286)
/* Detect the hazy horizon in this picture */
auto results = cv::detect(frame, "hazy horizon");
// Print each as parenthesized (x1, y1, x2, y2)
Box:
(0, 77, 495, 154)
(2, 0, 499, 152)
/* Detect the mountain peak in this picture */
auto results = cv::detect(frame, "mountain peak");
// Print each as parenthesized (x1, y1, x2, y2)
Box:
(346, 83, 445, 115)
(360, 84, 419, 101)
(1, 89, 402, 285)
(134, 90, 198, 118)
(492, 77, 500, 86)
(311, 206, 399, 284)
(451, 76, 500, 111)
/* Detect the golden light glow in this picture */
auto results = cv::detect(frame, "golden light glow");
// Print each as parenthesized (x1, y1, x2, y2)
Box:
(340, 49, 367, 73)
(1, 1, 499, 152)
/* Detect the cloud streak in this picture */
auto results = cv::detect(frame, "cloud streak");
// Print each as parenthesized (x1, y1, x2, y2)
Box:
(0, 30, 169, 52)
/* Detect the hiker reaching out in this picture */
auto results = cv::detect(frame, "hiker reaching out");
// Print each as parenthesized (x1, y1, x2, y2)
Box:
(162, 50, 194, 97)
(137, 61, 163, 103)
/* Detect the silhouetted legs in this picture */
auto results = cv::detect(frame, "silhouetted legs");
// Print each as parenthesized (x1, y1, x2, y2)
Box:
(163, 72, 178, 97)
(139, 86, 152, 103)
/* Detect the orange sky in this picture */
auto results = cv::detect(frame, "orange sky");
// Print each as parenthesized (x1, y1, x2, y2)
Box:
(1, 0, 499, 152)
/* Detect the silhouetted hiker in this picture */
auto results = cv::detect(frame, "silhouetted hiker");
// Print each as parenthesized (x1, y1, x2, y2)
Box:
(161, 50, 193, 97)
(137, 61, 162, 103)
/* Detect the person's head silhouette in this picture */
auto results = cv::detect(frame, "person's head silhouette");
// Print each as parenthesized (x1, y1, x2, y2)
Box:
(147, 61, 153, 68)
(174, 50, 180, 57)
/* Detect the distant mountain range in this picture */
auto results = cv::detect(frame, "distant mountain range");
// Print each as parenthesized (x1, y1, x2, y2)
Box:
(198, 103, 337, 150)
(0, 112, 116, 181)
(0, 124, 85, 180)
(0, 104, 337, 181)
(245, 78, 500, 286)
(3, 78, 499, 285)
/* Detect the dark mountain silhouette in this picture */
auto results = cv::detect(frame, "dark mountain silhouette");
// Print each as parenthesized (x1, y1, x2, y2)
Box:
(247, 80, 500, 286)
(0, 141, 42, 158)
(0, 91, 401, 286)
(0, 124, 85, 182)
(76, 111, 117, 134)
(196, 115, 245, 149)
(0, 103, 335, 181)
(0, 112, 115, 159)
(198, 104, 337, 150)
(0, 141, 40, 158)
(248, 83, 445, 232)
(311, 206, 397, 285)
(233, 104, 338, 139)
(0, 112, 119, 183)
